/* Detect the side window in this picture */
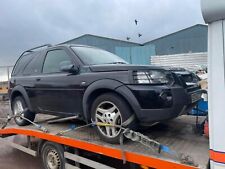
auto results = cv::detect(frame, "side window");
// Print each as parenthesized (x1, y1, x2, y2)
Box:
(43, 50, 72, 74)
(23, 52, 44, 75)
(12, 53, 34, 76)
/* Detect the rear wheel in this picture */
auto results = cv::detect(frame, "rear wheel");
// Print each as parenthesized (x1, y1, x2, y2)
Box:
(41, 142, 65, 169)
(12, 96, 35, 126)
(91, 93, 137, 143)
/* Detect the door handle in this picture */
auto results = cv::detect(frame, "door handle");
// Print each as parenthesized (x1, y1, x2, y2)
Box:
(36, 78, 41, 81)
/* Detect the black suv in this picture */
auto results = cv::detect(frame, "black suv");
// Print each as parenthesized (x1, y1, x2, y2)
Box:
(9, 44, 202, 143)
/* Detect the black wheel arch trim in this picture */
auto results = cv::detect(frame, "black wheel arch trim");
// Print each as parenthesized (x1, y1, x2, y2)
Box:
(10, 85, 33, 111)
(115, 85, 141, 118)
(82, 79, 140, 122)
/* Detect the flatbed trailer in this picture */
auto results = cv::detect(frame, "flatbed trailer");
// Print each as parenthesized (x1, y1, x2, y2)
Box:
(0, 112, 209, 169)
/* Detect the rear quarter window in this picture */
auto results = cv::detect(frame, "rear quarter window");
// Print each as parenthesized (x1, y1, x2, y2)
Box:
(23, 52, 44, 75)
(12, 53, 34, 76)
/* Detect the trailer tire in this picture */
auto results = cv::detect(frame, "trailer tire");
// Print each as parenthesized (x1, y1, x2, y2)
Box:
(12, 96, 35, 126)
(41, 141, 65, 169)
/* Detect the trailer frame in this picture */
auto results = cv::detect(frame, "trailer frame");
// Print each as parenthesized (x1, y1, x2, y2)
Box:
(0, 113, 209, 169)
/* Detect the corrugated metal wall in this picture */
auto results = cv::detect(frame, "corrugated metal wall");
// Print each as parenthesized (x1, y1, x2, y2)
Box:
(144, 25, 208, 55)
(63, 34, 138, 54)
(151, 52, 207, 71)
(62, 25, 208, 66)
(115, 45, 156, 65)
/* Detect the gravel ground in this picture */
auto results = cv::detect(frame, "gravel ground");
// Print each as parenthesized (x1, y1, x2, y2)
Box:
(0, 101, 10, 117)
(0, 101, 42, 169)
(0, 101, 14, 126)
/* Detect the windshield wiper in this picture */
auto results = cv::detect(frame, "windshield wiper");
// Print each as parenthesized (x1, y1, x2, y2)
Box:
(108, 62, 127, 64)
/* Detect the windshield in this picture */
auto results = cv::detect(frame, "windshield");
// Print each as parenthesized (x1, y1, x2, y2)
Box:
(71, 46, 127, 65)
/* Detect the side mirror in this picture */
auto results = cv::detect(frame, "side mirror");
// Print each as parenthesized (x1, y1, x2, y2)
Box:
(60, 64, 79, 74)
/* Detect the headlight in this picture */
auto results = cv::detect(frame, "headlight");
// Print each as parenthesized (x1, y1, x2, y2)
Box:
(133, 70, 169, 84)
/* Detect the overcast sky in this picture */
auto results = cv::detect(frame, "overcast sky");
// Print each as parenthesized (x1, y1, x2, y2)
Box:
(0, 0, 204, 68)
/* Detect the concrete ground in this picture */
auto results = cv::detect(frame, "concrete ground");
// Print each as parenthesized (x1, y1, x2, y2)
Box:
(0, 101, 42, 169)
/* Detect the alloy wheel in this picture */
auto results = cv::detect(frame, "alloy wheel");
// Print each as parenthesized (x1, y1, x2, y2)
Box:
(95, 101, 122, 138)
(13, 100, 25, 123)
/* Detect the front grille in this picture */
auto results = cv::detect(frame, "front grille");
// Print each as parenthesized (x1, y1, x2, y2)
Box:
(186, 85, 201, 93)
(172, 71, 199, 89)
(182, 74, 196, 83)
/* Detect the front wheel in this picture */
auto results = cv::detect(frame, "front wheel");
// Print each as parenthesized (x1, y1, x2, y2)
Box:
(91, 93, 136, 144)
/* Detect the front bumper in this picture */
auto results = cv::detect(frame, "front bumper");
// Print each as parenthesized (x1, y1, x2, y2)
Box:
(116, 85, 202, 125)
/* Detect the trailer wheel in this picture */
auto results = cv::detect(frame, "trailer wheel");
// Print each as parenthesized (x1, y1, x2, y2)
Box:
(91, 92, 137, 144)
(41, 142, 65, 169)
(12, 96, 35, 126)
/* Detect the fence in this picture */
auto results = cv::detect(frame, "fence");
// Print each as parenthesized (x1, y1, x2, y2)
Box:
(151, 52, 207, 71)
(0, 66, 13, 95)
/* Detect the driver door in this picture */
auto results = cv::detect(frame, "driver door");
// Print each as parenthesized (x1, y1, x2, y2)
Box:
(35, 49, 83, 116)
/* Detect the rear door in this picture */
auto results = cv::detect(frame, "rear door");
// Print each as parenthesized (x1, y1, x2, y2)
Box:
(35, 47, 84, 116)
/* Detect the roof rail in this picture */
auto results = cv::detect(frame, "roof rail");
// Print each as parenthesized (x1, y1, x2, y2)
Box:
(20, 44, 52, 56)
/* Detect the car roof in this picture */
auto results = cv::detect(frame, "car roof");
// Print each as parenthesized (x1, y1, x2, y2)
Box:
(57, 44, 101, 49)
(20, 44, 101, 57)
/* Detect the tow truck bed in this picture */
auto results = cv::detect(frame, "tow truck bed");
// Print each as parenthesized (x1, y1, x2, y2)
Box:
(0, 111, 209, 169)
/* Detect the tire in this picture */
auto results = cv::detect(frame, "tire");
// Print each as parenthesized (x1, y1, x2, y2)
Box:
(12, 96, 35, 126)
(41, 142, 65, 169)
(207, 159, 210, 169)
(91, 92, 137, 144)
